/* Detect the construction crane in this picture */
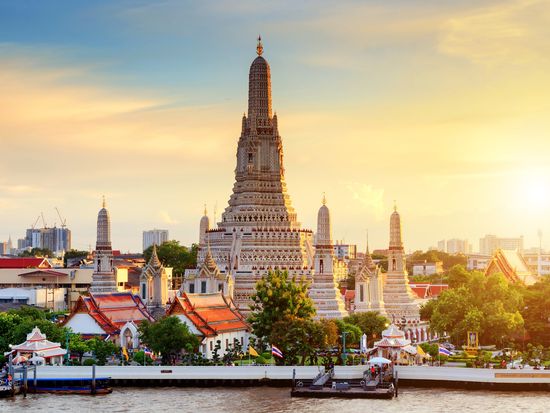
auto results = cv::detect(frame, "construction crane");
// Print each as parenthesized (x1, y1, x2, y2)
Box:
(31, 215, 40, 229)
(55, 207, 67, 229)
(40, 212, 47, 229)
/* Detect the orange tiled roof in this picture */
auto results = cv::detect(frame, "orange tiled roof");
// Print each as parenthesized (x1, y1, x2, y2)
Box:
(0, 258, 51, 269)
(66, 292, 154, 335)
(167, 292, 249, 338)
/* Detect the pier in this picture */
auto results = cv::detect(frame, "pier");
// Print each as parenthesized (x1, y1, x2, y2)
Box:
(31, 365, 550, 390)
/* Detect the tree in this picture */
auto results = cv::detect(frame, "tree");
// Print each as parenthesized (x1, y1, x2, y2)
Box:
(138, 316, 199, 365)
(64, 249, 89, 267)
(248, 270, 315, 348)
(143, 241, 197, 277)
(19, 247, 54, 258)
(344, 311, 389, 343)
(68, 334, 90, 364)
(522, 277, 550, 346)
(86, 337, 117, 365)
(447, 265, 471, 288)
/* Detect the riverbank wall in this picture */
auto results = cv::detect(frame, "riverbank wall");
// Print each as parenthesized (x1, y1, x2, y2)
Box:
(33, 365, 550, 391)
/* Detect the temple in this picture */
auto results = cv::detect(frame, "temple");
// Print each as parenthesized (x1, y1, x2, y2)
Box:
(139, 244, 172, 319)
(7, 326, 67, 365)
(309, 196, 348, 319)
(485, 249, 539, 285)
(187, 37, 315, 312)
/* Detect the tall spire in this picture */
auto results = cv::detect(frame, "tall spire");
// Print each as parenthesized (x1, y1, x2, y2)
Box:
(96, 197, 112, 250)
(256, 35, 263, 56)
(389, 203, 403, 250)
(248, 35, 272, 119)
(149, 243, 162, 269)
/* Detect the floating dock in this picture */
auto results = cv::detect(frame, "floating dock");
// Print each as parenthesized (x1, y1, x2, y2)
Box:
(31, 365, 550, 390)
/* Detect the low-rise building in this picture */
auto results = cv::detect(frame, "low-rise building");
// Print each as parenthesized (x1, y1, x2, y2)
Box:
(466, 254, 491, 271)
(412, 261, 443, 276)
(523, 251, 550, 276)
(485, 249, 539, 286)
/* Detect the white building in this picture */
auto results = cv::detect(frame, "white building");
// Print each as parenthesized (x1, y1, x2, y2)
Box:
(0, 287, 66, 311)
(412, 261, 443, 276)
(333, 242, 357, 261)
(466, 254, 491, 271)
(479, 234, 524, 255)
(143, 229, 169, 251)
(437, 239, 471, 254)
(522, 252, 550, 276)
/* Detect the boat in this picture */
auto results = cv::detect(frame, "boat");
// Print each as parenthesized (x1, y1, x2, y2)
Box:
(27, 377, 112, 395)
(291, 358, 397, 399)
(0, 376, 21, 397)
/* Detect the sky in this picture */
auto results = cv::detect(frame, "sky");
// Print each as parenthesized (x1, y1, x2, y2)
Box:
(1, 0, 550, 253)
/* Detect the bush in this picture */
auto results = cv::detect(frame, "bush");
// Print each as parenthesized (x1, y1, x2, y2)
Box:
(70, 359, 81, 366)
(261, 352, 272, 360)
(83, 359, 97, 366)
(255, 356, 267, 364)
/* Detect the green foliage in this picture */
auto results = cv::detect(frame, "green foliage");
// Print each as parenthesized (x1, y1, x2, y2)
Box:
(344, 311, 389, 341)
(427, 272, 524, 346)
(447, 265, 472, 288)
(143, 241, 197, 276)
(255, 356, 267, 364)
(68, 333, 90, 363)
(248, 270, 315, 347)
(408, 250, 467, 271)
(86, 337, 117, 365)
(522, 277, 550, 346)
(138, 316, 199, 364)
(261, 352, 272, 360)
(83, 358, 97, 366)
(63, 249, 89, 266)
(19, 247, 55, 258)
(334, 319, 362, 345)
(133, 350, 154, 365)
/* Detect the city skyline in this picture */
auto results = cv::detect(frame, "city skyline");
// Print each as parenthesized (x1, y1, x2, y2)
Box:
(1, 1, 550, 252)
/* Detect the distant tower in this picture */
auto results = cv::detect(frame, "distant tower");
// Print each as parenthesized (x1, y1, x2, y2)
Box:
(355, 235, 386, 315)
(90, 197, 117, 293)
(7, 235, 13, 255)
(140, 244, 169, 319)
(199, 205, 210, 246)
(310, 196, 348, 319)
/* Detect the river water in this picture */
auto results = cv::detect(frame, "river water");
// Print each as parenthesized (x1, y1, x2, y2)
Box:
(2, 387, 549, 413)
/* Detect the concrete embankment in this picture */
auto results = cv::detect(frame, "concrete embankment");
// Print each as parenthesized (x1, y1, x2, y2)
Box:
(34, 365, 550, 390)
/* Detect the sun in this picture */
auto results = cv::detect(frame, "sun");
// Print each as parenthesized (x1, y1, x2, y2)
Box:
(524, 178, 550, 205)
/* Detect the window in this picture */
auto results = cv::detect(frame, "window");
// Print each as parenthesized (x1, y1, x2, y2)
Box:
(359, 285, 364, 302)
(189, 283, 195, 294)
(210, 341, 213, 351)
(240, 337, 244, 346)
(201, 281, 207, 294)
(225, 338, 229, 349)
(248, 153, 253, 163)
(319, 259, 324, 274)
(141, 283, 146, 300)
(218, 283, 224, 292)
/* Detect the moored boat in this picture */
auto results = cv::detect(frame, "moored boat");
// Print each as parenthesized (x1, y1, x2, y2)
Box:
(28, 377, 112, 395)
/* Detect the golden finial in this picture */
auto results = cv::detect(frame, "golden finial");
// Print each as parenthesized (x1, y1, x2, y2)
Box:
(256, 35, 263, 56)
(322, 192, 326, 206)
(393, 200, 397, 212)
(102, 195, 106, 209)
(203, 203, 207, 216)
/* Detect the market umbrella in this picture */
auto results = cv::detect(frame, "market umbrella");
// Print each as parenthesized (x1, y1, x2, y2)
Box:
(12, 355, 28, 364)
(368, 356, 392, 365)
(28, 356, 45, 365)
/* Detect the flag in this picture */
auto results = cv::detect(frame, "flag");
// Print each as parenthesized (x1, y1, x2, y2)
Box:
(417, 345, 428, 357)
(143, 347, 156, 360)
(122, 346, 129, 361)
(248, 345, 259, 357)
(271, 345, 283, 359)
(438, 345, 452, 356)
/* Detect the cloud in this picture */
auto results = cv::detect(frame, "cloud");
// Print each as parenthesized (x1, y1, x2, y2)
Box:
(158, 210, 179, 225)
(438, 0, 550, 65)
(0, 184, 41, 194)
(345, 183, 385, 221)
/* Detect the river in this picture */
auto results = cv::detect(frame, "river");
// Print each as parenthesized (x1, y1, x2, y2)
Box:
(2, 387, 549, 413)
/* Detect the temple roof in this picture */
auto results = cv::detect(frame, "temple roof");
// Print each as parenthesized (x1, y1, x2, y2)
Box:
(9, 326, 67, 357)
(485, 249, 539, 286)
(167, 292, 249, 338)
(0, 257, 51, 269)
(65, 292, 154, 335)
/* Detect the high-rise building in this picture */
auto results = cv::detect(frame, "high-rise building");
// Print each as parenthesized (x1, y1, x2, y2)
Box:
(142, 229, 169, 251)
(22, 226, 71, 255)
(189, 37, 314, 312)
(479, 234, 524, 255)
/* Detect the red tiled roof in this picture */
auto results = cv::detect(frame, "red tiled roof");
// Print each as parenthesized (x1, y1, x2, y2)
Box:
(167, 292, 250, 338)
(410, 283, 448, 299)
(0, 258, 51, 269)
(65, 292, 154, 335)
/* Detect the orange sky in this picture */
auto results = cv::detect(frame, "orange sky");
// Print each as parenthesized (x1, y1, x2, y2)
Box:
(1, 0, 549, 252)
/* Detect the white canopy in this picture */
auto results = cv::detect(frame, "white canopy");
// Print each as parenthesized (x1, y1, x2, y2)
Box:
(368, 356, 392, 365)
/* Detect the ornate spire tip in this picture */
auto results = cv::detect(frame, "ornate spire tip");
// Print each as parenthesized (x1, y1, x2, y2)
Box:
(256, 35, 263, 56)
(102, 195, 106, 209)
(322, 192, 326, 206)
